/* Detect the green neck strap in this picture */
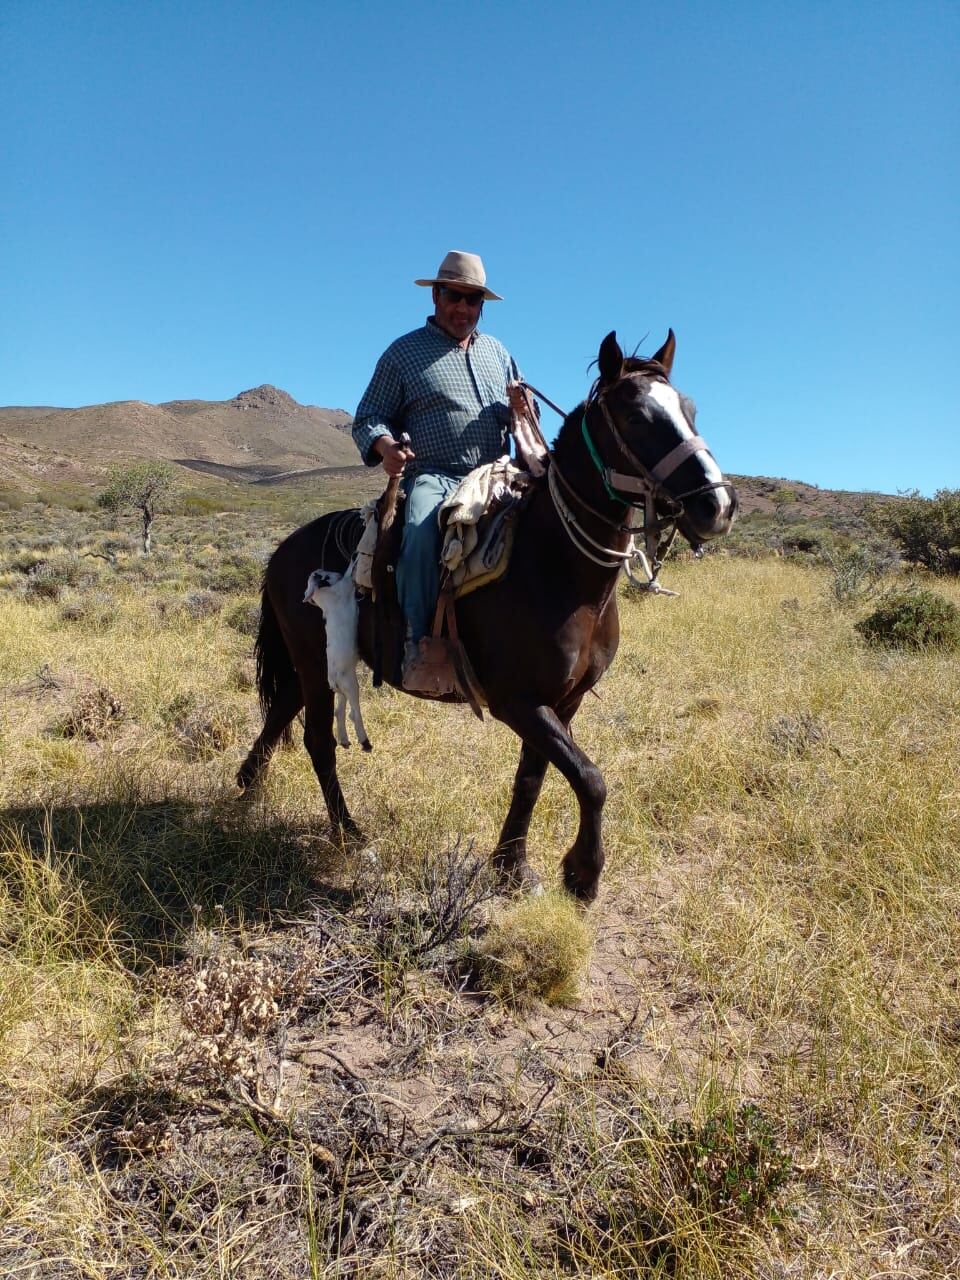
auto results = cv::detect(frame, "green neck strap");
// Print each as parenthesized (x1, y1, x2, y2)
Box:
(581, 412, 628, 506)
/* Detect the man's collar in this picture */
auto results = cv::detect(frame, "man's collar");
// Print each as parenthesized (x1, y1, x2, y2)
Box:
(426, 316, 478, 347)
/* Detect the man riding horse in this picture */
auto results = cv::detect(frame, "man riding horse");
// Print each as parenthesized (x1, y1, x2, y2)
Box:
(240, 264, 737, 901)
(351, 250, 521, 694)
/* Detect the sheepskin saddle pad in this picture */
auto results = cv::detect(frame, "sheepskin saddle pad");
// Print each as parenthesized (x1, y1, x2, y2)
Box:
(439, 458, 534, 599)
(352, 457, 534, 597)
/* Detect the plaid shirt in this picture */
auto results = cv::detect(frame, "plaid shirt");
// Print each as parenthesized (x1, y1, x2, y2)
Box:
(352, 318, 521, 476)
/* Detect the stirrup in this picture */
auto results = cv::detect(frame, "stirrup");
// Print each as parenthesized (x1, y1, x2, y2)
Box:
(402, 636, 457, 696)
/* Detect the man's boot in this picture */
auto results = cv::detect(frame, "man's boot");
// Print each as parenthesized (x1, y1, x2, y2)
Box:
(402, 635, 457, 696)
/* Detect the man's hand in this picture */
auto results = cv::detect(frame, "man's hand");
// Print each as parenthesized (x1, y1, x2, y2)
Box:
(374, 435, 415, 477)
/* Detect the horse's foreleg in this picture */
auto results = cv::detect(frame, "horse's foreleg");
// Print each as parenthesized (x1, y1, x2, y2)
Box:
(494, 703, 605, 902)
(492, 743, 549, 893)
(236, 676, 304, 790)
(301, 679, 361, 839)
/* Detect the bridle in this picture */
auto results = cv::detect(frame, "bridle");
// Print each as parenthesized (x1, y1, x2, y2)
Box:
(520, 373, 732, 592)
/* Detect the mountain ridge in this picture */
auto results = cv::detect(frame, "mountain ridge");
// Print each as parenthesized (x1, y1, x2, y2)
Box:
(0, 388, 894, 527)
(0, 385, 358, 478)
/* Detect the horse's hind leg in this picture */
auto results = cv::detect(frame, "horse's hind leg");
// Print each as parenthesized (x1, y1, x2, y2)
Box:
(301, 676, 361, 838)
(492, 742, 549, 893)
(237, 675, 304, 790)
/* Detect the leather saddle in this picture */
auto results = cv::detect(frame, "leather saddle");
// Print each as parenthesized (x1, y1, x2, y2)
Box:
(360, 478, 484, 716)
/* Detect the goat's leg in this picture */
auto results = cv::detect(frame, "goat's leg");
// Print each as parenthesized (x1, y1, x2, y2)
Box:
(333, 689, 350, 748)
(345, 670, 372, 752)
(491, 701, 605, 902)
(236, 675, 304, 790)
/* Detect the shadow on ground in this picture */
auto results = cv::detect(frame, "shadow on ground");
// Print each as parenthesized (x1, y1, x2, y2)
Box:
(0, 798, 356, 964)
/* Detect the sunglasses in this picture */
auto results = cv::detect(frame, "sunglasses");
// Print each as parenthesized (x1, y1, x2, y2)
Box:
(438, 285, 485, 307)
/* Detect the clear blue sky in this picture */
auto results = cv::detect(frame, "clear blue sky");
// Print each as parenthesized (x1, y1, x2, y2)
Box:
(2, 0, 957, 494)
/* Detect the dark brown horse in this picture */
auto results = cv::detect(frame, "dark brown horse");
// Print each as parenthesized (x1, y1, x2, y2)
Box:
(237, 332, 737, 901)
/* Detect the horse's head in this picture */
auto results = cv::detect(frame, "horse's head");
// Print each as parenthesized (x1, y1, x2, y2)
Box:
(591, 331, 738, 549)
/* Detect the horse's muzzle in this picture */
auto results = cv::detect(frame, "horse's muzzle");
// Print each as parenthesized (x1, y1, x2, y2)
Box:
(681, 481, 738, 545)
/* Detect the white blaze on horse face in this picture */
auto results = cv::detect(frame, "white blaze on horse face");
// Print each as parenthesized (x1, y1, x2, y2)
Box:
(646, 381, 732, 519)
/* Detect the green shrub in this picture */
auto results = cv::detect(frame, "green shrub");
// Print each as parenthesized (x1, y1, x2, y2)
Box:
(668, 1103, 793, 1225)
(870, 489, 960, 574)
(855, 589, 960, 650)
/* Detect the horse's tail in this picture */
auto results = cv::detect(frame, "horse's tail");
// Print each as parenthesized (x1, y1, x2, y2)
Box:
(254, 578, 297, 743)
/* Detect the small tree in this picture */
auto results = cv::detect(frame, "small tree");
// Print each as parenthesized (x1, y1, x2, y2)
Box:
(98, 461, 178, 554)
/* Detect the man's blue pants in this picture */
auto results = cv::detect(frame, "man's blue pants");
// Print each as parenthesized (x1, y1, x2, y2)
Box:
(396, 470, 461, 643)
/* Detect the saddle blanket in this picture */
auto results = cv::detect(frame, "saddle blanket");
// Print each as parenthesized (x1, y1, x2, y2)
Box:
(440, 458, 531, 598)
(352, 458, 532, 597)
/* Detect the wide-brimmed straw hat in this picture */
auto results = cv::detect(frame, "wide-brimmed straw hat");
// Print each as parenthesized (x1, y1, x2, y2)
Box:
(414, 250, 502, 301)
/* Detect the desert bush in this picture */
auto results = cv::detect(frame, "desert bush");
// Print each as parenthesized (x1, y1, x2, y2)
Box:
(58, 591, 119, 629)
(179, 589, 223, 619)
(20, 557, 88, 601)
(468, 891, 592, 1006)
(18, 551, 84, 576)
(162, 945, 311, 1100)
(768, 711, 828, 756)
(855, 588, 960, 650)
(0, 486, 26, 511)
(870, 488, 960, 574)
(22, 566, 64, 601)
(667, 1102, 793, 1225)
(225, 599, 260, 635)
(201, 553, 263, 594)
(229, 658, 257, 691)
(7, 550, 49, 575)
(54, 686, 125, 741)
(825, 543, 897, 607)
(160, 692, 244, 757)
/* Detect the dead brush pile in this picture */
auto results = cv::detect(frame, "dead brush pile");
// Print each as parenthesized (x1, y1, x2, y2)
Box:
(54, 684, 125, 741)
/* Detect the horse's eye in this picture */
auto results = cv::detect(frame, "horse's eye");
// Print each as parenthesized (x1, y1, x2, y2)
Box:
(680, 395, 697, 425)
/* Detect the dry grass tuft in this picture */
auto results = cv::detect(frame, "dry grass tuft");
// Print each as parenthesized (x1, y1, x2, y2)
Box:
(468, 891, 593, 1007)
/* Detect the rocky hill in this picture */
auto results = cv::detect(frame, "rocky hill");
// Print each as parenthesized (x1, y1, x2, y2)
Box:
(0, 385, 358, 485)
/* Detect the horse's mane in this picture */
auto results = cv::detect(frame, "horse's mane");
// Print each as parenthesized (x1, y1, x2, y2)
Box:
(620, 356, 669, 380)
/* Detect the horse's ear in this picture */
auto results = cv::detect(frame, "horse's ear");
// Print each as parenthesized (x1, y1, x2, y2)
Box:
(650, 329, 676, 377)
(598, 331, 624, 384)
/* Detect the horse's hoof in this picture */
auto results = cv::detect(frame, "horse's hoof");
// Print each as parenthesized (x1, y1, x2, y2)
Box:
(561, 865, 599, 905)
(338, 819, 364, 844)
(493, 859, 543, 898)
(235, 762, 258, 791)
(361, 740, 373, 753)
